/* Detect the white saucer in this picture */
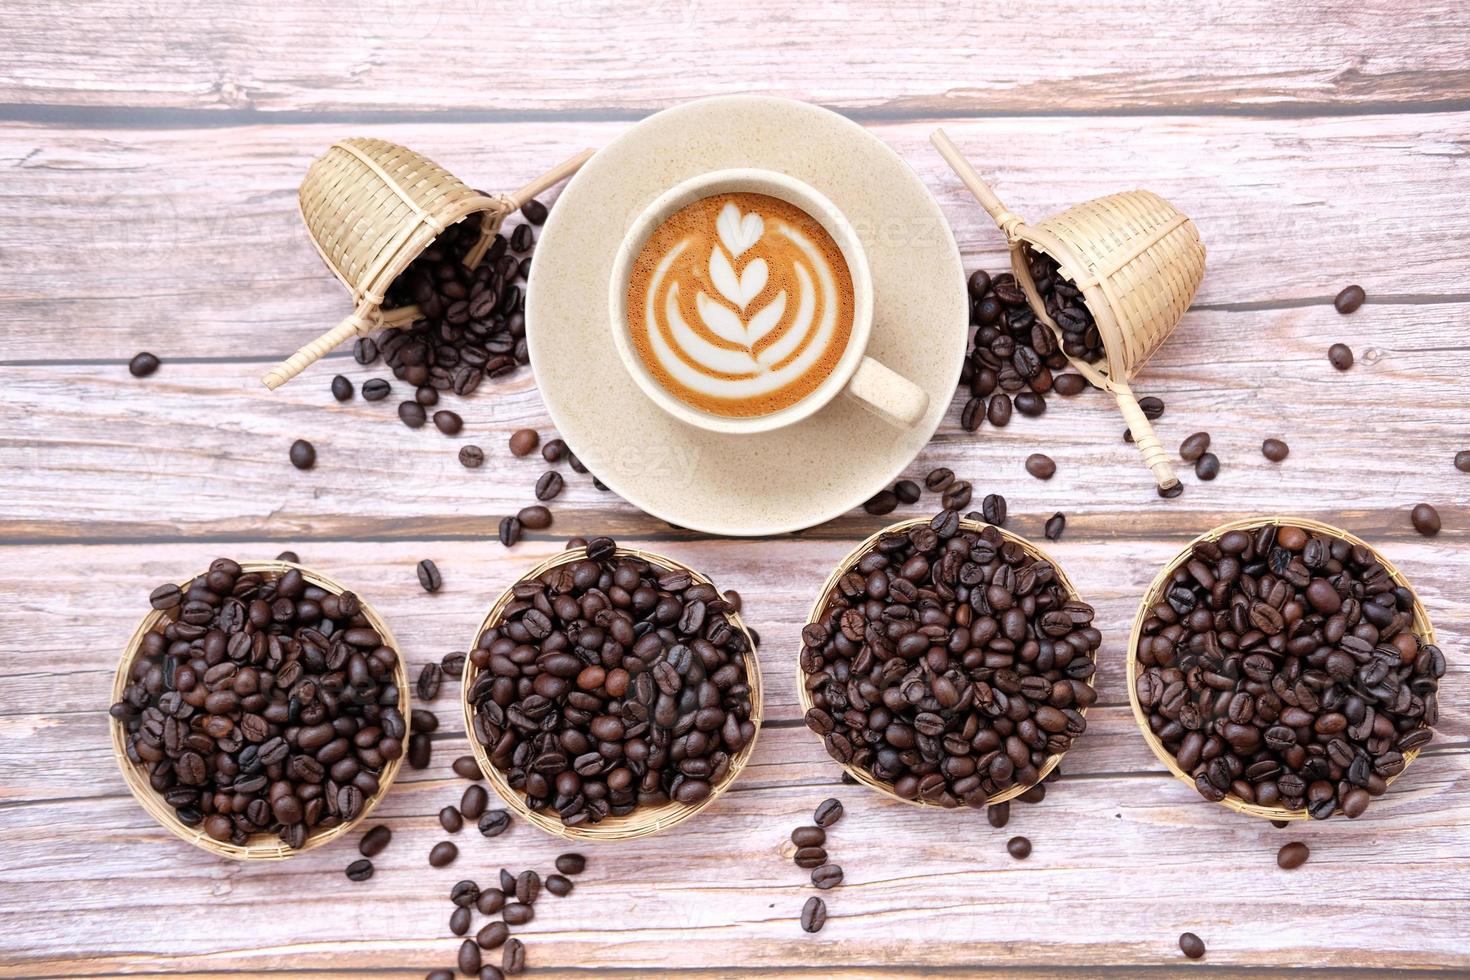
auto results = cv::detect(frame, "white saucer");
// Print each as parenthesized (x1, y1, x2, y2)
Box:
(526, 95, 967, 536)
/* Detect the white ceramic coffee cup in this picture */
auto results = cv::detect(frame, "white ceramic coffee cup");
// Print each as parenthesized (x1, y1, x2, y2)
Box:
(608, 168, 929, 435)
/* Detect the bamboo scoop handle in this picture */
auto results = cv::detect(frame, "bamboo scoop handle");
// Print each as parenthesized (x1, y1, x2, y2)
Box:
(1113, 381, 1181, 494)
(463, 148, 596, 269)
(262, 302, 377, 391)
(930, 129, 1025, 239)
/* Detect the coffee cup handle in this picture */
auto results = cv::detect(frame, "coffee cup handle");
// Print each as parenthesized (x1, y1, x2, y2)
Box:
(844, 356, 929, 427)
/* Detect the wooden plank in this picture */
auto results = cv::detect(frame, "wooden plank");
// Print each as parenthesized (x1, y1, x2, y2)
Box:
(3, 112, 1470, 364)
(1, 1, 1469, 115)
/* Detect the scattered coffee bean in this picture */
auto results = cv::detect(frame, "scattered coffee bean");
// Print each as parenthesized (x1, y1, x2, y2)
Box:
(800, 896, 827, 934)
(439, 806, 463, 833)
(1026, 453, 1056, 480)
(454, 755, 481, 780)
(941, 480, 972, 510)
(987, 802, 1009, 828)
(987, 393, 1012, 427)
(289, 439, 316, 470)
(801, 510, 1099, 807)
(1139, 396, 1165, 420)
(128, 351, 161, 377)
(498, 515, 522, 546)
(1194, 453, 1220, 481)
(427, 971, 453, 980)
(459, 938, 482, 975)
(1277, 841, 1310, 869)
(450, 905, 472, 936)
(981, 493, 1007, 526)
(1135, 521, 1442, 818)
(1017, 782, 1046, 804)
(413, 559, 442, 593)
(1334, 284, 1366, 314)
(359, 824, 392, 857)
(1045, 512, 1066, 541)
(894, 479, 922, 504)
(459, 445, 486, 469)
(411, 708, 440, 733)
(1052, 373, 1086, 396)
(1179, 432, 1210, 462)
(408, 732, 432, 769)
(502, 937, 525, 975)
(478, 809, 511, 838)
(461, 784, 489, 820)
(416, 385, 439, 407)
(521, 199, 548, 225)
(924, 467, 955, 492)
(110, 561, 404, 849)
(1329, 343, 1354, 370)
(545, 873, 573, 897)
(468, 541, 755, 827)
(477, 920, 509, 949)
(791, 826, 826, 848)
(509, 429, 539, 457)
(417, 662, 442, 701)
(433, 410, 463, 435)
(556, 853, 587, 875)
(864, 490, 899, 516)
(1410, 503, 1440, 536)
(477, 889, 506, 916)
(541, 437, 568, 462)
(1158, 481, 1184, 499)
(353, 338, 378, 364)
(330, 375, 353, 401)
(517, 505, 552, 530)
(441, 651, 466, 680)
(451, 879, 481, 908)
(535, 471, 564, 501)
(1006, 836, 1032, 859)
(479, 967, 505, 980)
(1454, 450, 1470, 473)
(345, 858, 374, 881)
(398, 401, 427, 429)
(276, 550, 300, 563)
(794, 846, 828, 870)
(722, 589, 743, 612)
(1179, 932, 1206, 959)
(429, 841, 458, 867)
(961, 396, 984, 432)
(813, 798, 844, 828)
(1262, 438, 1289, 462)
(362, 378, 391, 401)
(502, 903, 534, 926)
(811, 864, 843, 889)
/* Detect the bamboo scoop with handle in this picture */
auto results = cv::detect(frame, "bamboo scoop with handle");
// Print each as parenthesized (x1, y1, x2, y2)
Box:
(931, 129, 1205, 496)
(263, 139, 593, 391)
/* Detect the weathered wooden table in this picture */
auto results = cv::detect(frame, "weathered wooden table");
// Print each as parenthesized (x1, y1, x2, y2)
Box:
(2, 2, 1467, 976)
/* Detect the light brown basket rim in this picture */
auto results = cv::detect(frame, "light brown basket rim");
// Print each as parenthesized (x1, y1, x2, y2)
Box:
(1125, 516, 1438, 821)
(797, 516, 1094, 810)
(110, 560, 410, 860)
(461, 545, 765, 842)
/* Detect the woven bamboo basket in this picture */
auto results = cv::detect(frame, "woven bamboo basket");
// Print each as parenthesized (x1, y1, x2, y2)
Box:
(798, 517, 1094, 809)
(110, 560, 410, 859)
(1126, 516, 1438, 821)
(931, 130, 1206, 496)
(262, 139, 593, 390)
(462, 545, 764, 842)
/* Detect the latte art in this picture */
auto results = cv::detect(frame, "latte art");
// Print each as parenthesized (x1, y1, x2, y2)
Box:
(626, 192, 855, 418)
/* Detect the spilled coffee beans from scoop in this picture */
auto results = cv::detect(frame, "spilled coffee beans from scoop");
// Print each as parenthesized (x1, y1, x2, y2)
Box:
(466, 539, 756, 827)
(110, 561, 406, 848)
(1134, 522, 1443, 818)
(800, 509, 1100, 807)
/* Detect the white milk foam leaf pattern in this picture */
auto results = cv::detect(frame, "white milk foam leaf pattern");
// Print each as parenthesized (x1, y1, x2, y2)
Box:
(626, 192, 855, 418)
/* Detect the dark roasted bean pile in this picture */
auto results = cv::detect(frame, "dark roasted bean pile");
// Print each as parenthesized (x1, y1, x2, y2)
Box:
(110, 560, 406, 848)
(1024, 248, 1108, 364)
(467, 539, 757, 827)
(800, 511, 1099, 807)
(1134, 523, 1443, 819)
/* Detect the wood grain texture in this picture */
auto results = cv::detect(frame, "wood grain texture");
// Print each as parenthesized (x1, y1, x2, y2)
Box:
(3, 1, 1470, 976)
(2, 0, 1469, 116)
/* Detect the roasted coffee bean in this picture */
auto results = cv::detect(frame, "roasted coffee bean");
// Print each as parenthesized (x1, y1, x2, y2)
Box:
(502, 902, 534, 925)
(1456, 450, 1470, 473)
(502, 938, 525, 975)
(521, 198, 548, 225)
(450, 905, 472, 936)
(275, 549, 300, 563)
(1025, 453, 1056, 480)
(417, 662, 442, 701)
(354, 338, 378, 364)
(331, 375, 354, 401)
(1139, 396, 1165, 420)
(345, 858, 374, 881)
(426, 971, 453, 980)
(416, 558, 443, 593)
(459, 938, 482, 975)
(813, 798, 844, 828)
(459, 445, 486, 468)
(1329, 343, 1354, 370)
(1411, 503, 1441, 536)
(362, 378, 391, 401)
(509, 429, 539, 457)
(987, 393, 1012, 427)
(791, 826, 826, 848)
(479, 967, 505, 980)
(1180, 432, 1210, 462)
(1006, 836, 1032, 860)
(1194, 453, 1219, 481)
(433, 410, 463, 435)
(461, 784, 489, 820)
(515, 869, 540, 905)
(811, 864, 843, 889)
(289, 439, 316, 470)
(1044, 512, 1066, 541)
(439, 806, 463, 833)
(113, 562, 405, 850)
(801, 509, 1099, 809)
(987, 802, 1009, 828)
(1179, 933, 1206, 959)
(517, 505, 552, 530)
(498, 515, 522, 546)
(412, 709, 440, 733)
(1262, 438, 1289, 462)
(961, 396, 984, 432)
(1135, 521, 1440, 819)
(1277, 841, 1310, 869)
(441, 650, 467, 679)
(981, 493, 1007, 526)
(941, 480, 972, 510)
(894, 479, 922, 504)
(454, 755, 481, 779)
(429, 841, 458, 867)
(545, 873, 573, 897)
(478, 809, 512, 838)
(477, 921, 509, 949)
(359, 824, 392, 857)
(451, 879, 481, 907)
(800, 896, 827, 934)
(398, 400, 427, 428)
(864, 490, 899, 516)
(535, 471, 564, 501)
(541, 438, 568, 462)
(1158, 481, 1184, 499)
(1334, 284, 1366, 314)
(408, 733, 433, 769)
(555, 853, 586, 875)
(413, 384, 438, 407)
(924, 467, 955, 492)
(1052, 373, 1086, 396)
(1014, 391, 1046, 417)
(129, 351, 161, 377)
(477, 889, 507, 916)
